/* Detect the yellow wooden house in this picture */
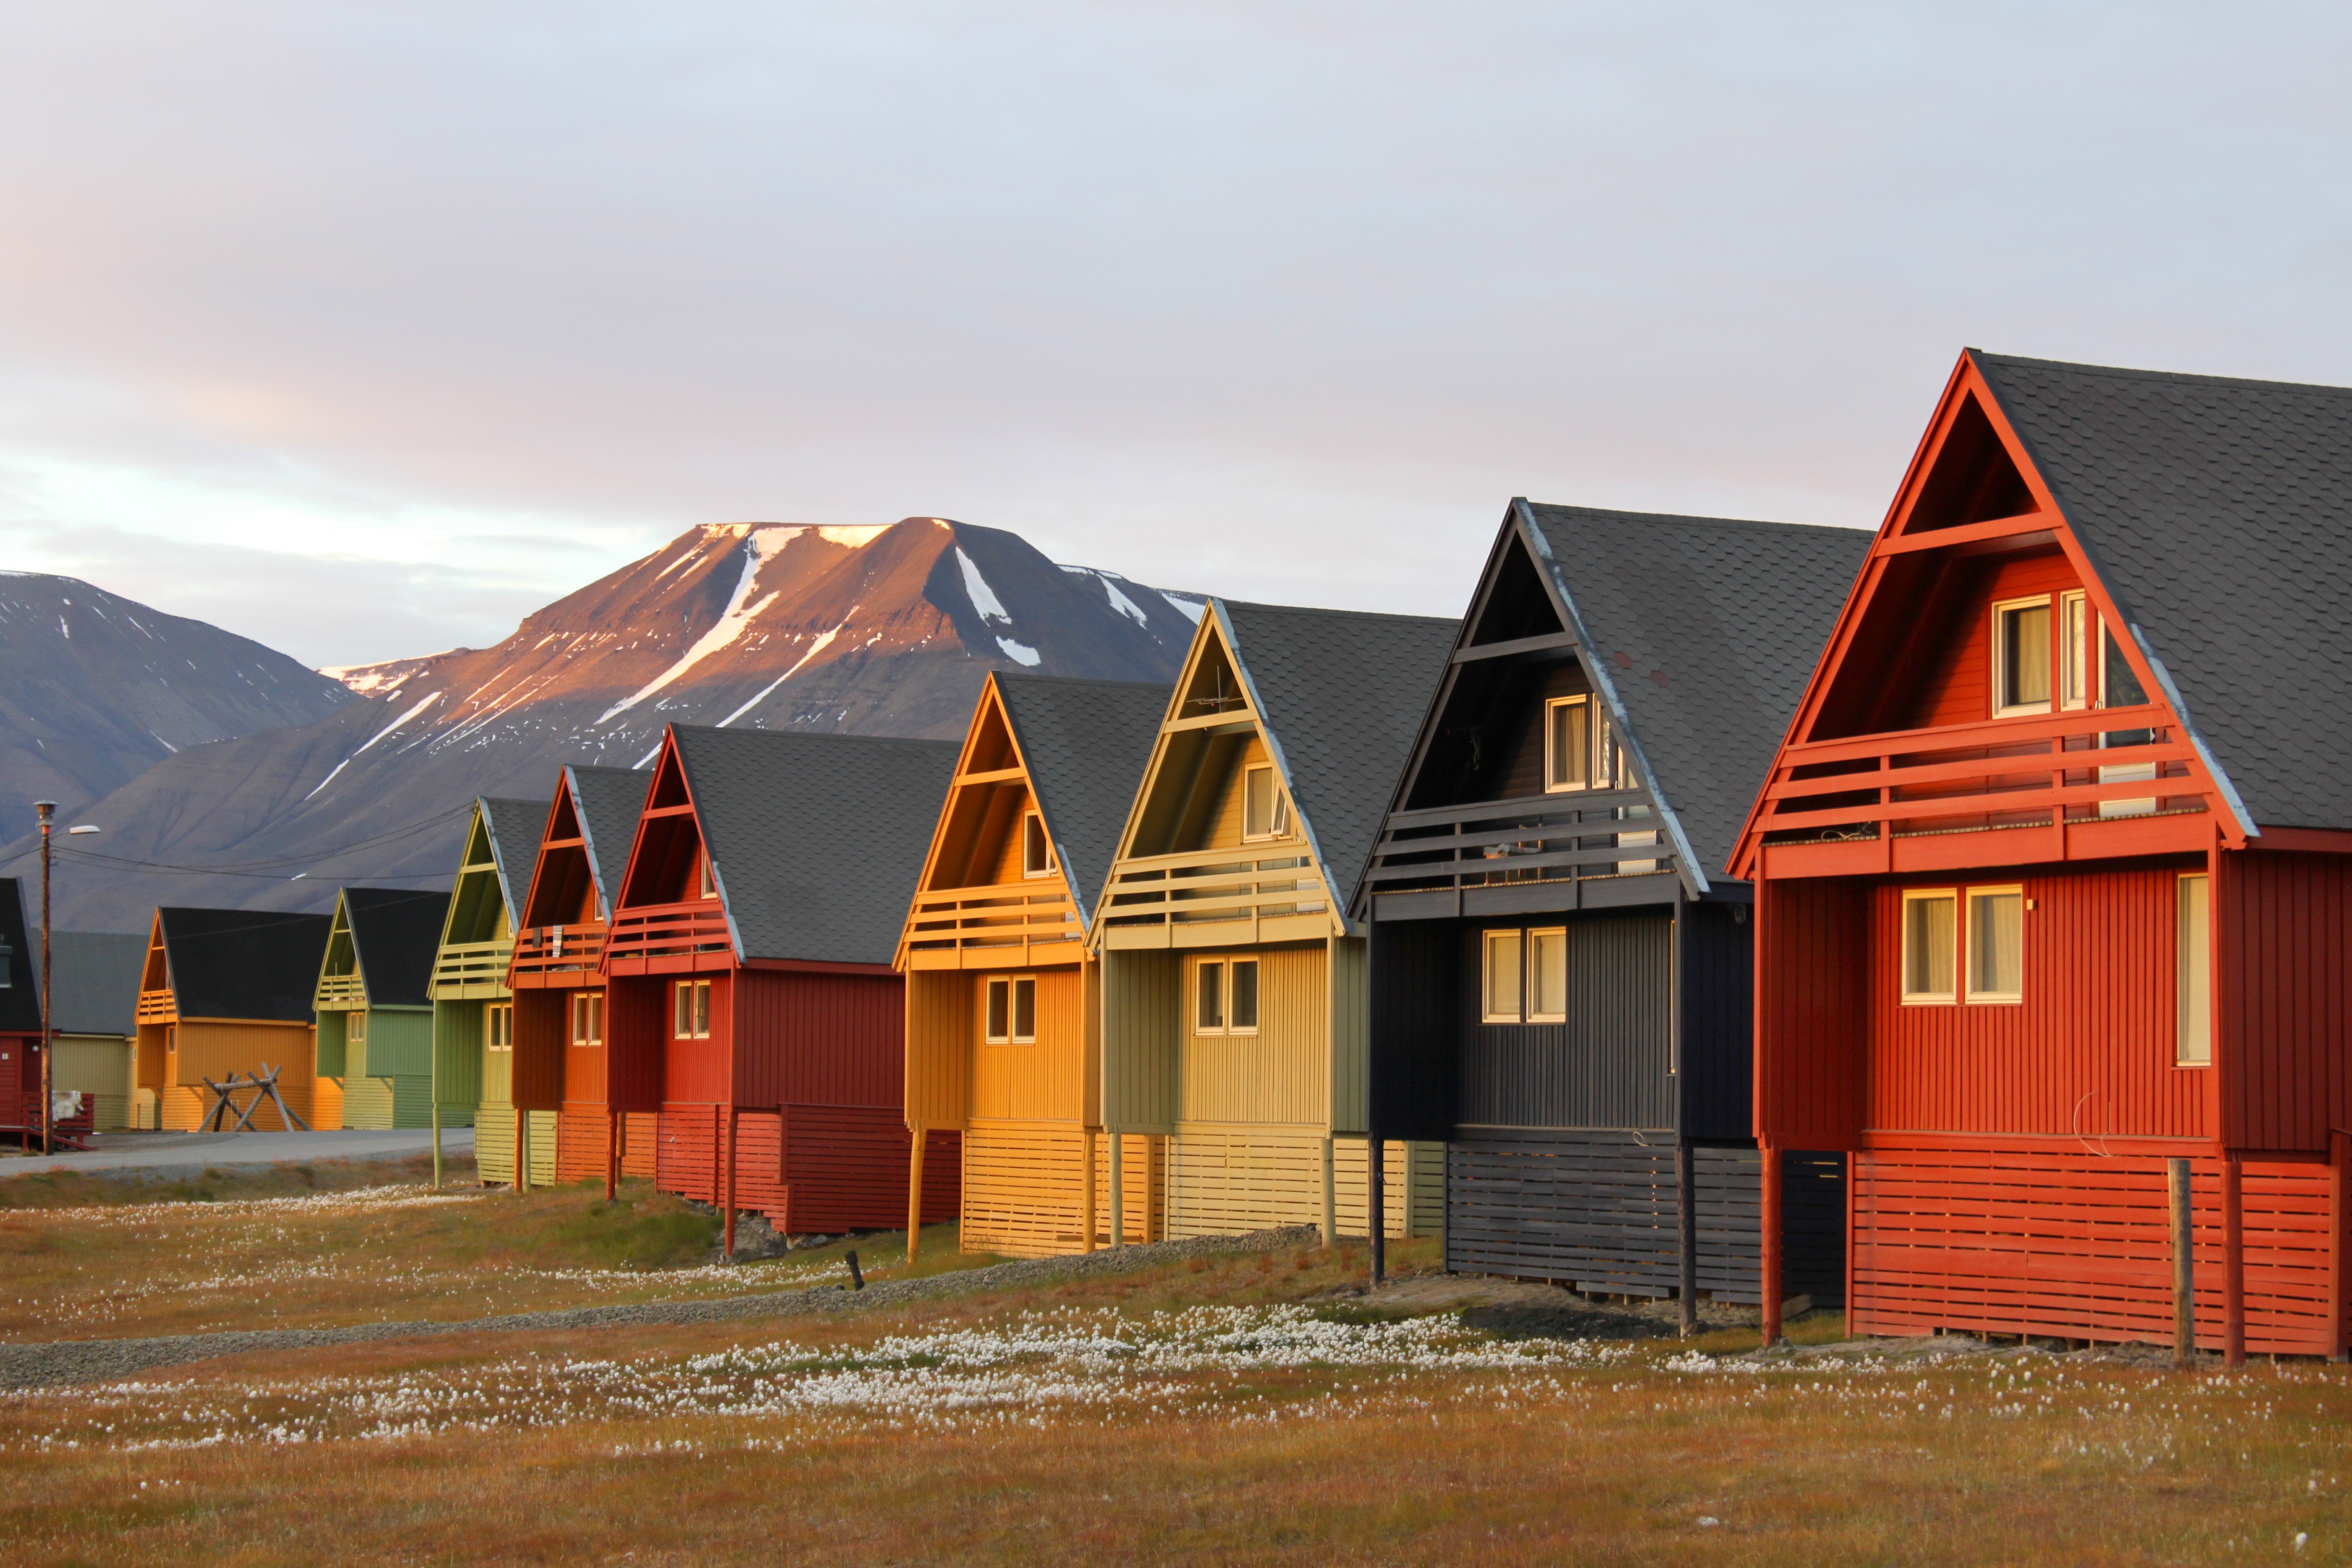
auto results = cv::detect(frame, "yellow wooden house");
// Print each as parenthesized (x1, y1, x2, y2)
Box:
(134, 907, 331, 1131)
(429, 796, 547, 1182)
(1090, 600, 1458, 1243)
(899, 672, 1171, 1256)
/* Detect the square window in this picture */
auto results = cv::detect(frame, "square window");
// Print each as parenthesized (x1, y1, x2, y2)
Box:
(1528, 928, 1567, 1022)
(1544, 698, 1591, 791)
(1900, 891, 1957, 1004)
(1482, 929, 1524, 1023)
(2177, 874, 2210, 1066)
(1229, 959, 1259, 1033)
(1243, 765, 1289, 840)
(1196, 960, 1226, 1032)
(1966, 887, 2024, 1003)
(1022, 812, 1055, 877)
(1994, 597, 2053, 715)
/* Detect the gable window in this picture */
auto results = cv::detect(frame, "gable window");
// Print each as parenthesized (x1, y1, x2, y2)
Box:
(2058, 591, 2090, 709)
(672, 979, 711, 1040)
(696, 850, 718, 900)
(984, 976, 1038, 1044)
(1195, 959, 1226, 1032)
(1965, 887, 2024, 1004)
(570, 991, 604, 1047)
(2176, 874, 2210, 1066)
(1993, 596, 2053, 716)
(1243, 765, 1290, 840)
(1021, 812, 1056, 878)
(2097, 616, 2158, 816)
(1544, 698, 1592, 791)
(1900, 890, 1958, 1005)
(486, 1004, 512, 1052)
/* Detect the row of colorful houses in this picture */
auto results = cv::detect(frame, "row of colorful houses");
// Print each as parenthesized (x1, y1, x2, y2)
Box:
(18, 349, 2351, 1361)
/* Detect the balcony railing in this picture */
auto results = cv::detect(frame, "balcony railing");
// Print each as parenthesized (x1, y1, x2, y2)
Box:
(508, 923, 606, 982)
(1363, 786, 1675, 899)
(314, 973, 367, 1008)
(1103, 845, 1332, 936)
(602, 903, 734, 968)
(429, 937, 515, 999)
(905, 880, 1079, 960)
(136, 989, 174, 1025)
(1757, 705, 2207, 846)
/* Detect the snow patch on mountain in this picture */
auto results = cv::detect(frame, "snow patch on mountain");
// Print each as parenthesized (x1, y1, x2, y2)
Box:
(1160, 592, 1206, 624)
(597, 527, 797, 723)
(995, 636, 1041, 666)
(719, 614, 853, 727)
(956, 549, 1012, 625)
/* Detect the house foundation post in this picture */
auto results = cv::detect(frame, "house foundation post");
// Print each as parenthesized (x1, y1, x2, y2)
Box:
(1676, 1142, 1699, 1338)
(1081, 1129, 1097, 1252)
(906, 1122, 926, 1264)
(2222, 1153, 2245, 1368)
(1109, 1130, 1124, 1248)
(1759, 1143, 1784, 1346)
(2170, 1156, 2196, 1369)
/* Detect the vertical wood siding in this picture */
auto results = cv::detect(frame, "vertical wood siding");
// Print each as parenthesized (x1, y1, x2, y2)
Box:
(729, 968, 903, 1110)
(971, 967, 1084, 1121)
(2226, 849, 2352, 1152)
(1755, 878, 1869, 1148)
(1367, 917, 1460, 1140)
(1328, 935, 1369, 1134)
(1867, 860, 2208, 1139)
(1677, 902, 1756, 1141)
(1455, 912, 1672, 1130)
(1851, 1143, 2338, 1355)
(1180, 944, 1326, 1125)
(1162, 1126, 1437, 1239)
(356, 1008, 434, 1081)
(904, 969, 972, 1129)
(1102, 949, 1180, 1131)
(159, 1021, 315, 1131)
(603, 977, 669, 1113)
(1907, 551, 2081, 731)
(431, 1000, 484, 1114)
(664, 971, 734, 1105)
(510, 989, 567, 1109)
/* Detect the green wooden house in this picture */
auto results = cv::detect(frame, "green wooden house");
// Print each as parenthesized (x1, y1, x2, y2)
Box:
(429, 797, 550, 1185)
(314, 887, 452, 1129)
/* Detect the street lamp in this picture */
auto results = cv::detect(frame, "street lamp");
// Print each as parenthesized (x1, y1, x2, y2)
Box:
(31, 807, 100, 1157)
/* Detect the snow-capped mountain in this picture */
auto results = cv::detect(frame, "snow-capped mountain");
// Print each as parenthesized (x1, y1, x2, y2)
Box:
(0, 572, 356, 846)
(23, 518, 1202, 925)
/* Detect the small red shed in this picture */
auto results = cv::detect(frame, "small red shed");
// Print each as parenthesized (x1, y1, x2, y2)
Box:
(602, 724, 962, 1248)
(1735, 351, 2352, 1361)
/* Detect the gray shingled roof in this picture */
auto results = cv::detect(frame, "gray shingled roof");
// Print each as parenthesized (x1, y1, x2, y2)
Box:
(480, 797, 550, 916)
(670, 726, 960, 965)
(160, 907, 331, 1023)
(993, 674, 1172, 922)
(1973, 351, 2352, 833)
(47, 930, 146, 1037)
(568, 765, 652, 907)
(339, 887, 451, 1009)
(1218, 601, 1460, 910)
(1521, 504, 1872, 885)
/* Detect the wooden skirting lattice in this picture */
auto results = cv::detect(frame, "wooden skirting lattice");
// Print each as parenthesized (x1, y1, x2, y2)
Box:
(653, 1103, 959, 1235)
(1162, 1126, 1440, 1242)
(961, 1123, 1165, 1257)
(475, 1106, 557, 1188)
(553, 1108, 658, 1185)
(1447, 1130, 1846, 1305)
(1852, 1144, 2341, 1354)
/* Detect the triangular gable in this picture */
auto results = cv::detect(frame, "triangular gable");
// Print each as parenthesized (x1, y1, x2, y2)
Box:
(139, 911, 170, 1005)
(316, 893, 364, 1008)
(439, 803, 507, 950)
(611, 729, 733, 955)
(1730, 351, 2249, 878)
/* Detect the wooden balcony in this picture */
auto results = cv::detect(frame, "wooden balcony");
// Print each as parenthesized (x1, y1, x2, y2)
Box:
(135, 989, 175, 1025)
(1754, 705, 2216, 875)
(314, 973, 366, 1008)
(904, 880, 1079, 970)
(1362, 787, 1677, 918)
(1102, 846, 1334, 949)
(428, 937, 514, 1001)
(508, 923, 606, 987)
(601, 903, 735, 974)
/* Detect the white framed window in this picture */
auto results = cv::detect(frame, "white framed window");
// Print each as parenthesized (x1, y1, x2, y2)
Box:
(2058, 590, 2089, 710)
(1992, 595, 2053, 716)
(1021, 812, 1056, 878)
(1900, 890, 1958, 1005)
(1527, 928, 1568, 1022)
(1190, 957, 1259, 1035)
(984, 975, 1037, 1044)
(1194, 958, 1226, 1033)
(1228, 958, 1259, 1034)
(672, 978, 711, 1039)
(1544, 697, 1592, 792)
(2176, 874, 2210, 1066)
(1481, 929, 1524, 1023)
(696, 850, 718, 900)
(569, 991, 604, 1047)
(487, 1003, 513, 1052)
(1965, 886, 2025, 1004)
(1242, 764, 1290, 840)
(347, 1010, 368, 1046)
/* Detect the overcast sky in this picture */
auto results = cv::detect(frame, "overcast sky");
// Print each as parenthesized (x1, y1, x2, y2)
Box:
(1, 3, 2344, 668)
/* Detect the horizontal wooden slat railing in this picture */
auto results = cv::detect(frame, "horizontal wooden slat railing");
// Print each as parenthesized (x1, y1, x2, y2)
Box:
(603, 904, 733, 963)
(905, 881, 1078, 954)
(1364, 788, 1674, 895)
(314, 973, 367, 1008)
(1104, 845, 1331, 929)
(1759, 705, 2208, 841)
(135, 990, 174, 1025)
(508, 923, 606, 980)
(428, 937, 514, 997)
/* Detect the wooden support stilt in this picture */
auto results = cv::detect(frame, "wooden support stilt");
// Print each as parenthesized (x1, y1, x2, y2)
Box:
(605, 1108, 618, 1201)
(1676, 1141, 1699, 1338)
(515, 1111, 529, 1195)
(1109, 1131, 1125, 1248)
(1759, 1144, 1784, 1346)
(2169, 1156, 2196, 1369)
(723, 1104, 738, 1260)
(906, 1122, 926, 1264)
(1081, 1129, 1097, 1252)
(1369, 1136, 1387, 1287)
(1321, 1134, 1337, 1249)
(431, 1104, 442, 1190)
(2332, 1131, 2351, 1363)
(2222, 1153, 2245, 1368)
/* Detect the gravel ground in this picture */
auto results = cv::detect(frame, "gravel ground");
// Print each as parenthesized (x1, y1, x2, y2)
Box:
(0, 1226, 1327, 1392)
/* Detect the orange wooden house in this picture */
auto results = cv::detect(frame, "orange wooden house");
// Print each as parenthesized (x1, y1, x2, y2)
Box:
(507, 764, 653, 1191)
(602, 724, 960, 1250)
(1735, 351, 2352, 1360)
(898, 672, 1171, 1256)
(134, 908, 331, 1131)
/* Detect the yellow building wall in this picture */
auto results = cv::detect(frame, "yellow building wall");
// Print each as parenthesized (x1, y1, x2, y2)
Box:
(52, 1034, 135, 1131)
(475, 1104, 558, 1188)
(1178, 943, 1326, 1125)
(970, 966, 1085, 1123)
(1163, 1126, 1441, 1240)
(160, 1020, 316, 1131)
(905, 970, 972, 1130)
(1101, 948, 1180, 1131)
(961, 1123, 1164, 1256)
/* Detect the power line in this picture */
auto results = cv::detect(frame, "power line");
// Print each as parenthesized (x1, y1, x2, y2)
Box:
(0, 802, 472, 880)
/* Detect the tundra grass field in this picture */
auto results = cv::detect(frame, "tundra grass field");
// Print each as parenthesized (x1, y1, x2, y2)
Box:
(0, 1161, 2345, 1565)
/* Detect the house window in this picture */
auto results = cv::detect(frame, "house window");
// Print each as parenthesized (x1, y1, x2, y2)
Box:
(1195, 959, 1226, 1032)
(1544, 698, 1591, 791)
(696, 851, 718, 900)
(2097, 616, 2158, 817)
(347, 1011, 368, 1046)
(1021, 812, 1056, 878)
(1527, 928, 1568, 1022)
(672, 979, 711, 1039)
(487, 1003, 512, 1051)
(1900, 890, 1958, 1004)
(1228, 959, 1259, 1033)
(570, 991, 603, 1047)
(1993, 596, 2053, 716)
(1965, 887, 2024, 1004)
(984, 976, 1037, 1044)
(1242, 765, 1289, 840)
(2177, 874, 2210, 1066)
(2058, 591, 2089, 710)
(1481, 930, 1524, 1022)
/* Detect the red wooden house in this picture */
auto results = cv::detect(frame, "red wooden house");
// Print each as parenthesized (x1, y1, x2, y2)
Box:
(1736, 350, 2352, 1360)
(509, 765, 656, 1190)
(603, 724, 962, 1249)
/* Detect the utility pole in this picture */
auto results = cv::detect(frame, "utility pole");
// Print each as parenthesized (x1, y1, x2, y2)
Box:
(33, 802, 53, 1158)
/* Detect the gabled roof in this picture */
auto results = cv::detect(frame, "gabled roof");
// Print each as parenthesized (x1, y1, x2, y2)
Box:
(157, 907, 331, 1023)
(1515, 503, 1872, 884)
(480, 797, 549, 913)
(0, 880, 38, 1034)
(1971, 351, 2352, 832)
(47, 930, 146, 1037)
(336, 887, 452, 1008)
(666, 725, 960, 965)
(993, 674, 1172, 918)
(1217, 600, 1459, 910)
(568, 764, 651, 901)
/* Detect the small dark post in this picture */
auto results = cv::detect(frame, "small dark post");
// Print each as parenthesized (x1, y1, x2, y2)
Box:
(1758, 1145, 1784, 1346)
(1676, 1142, 1699, 1337)
(1369, 1134, 1387, 1287)
(2221, 1154, 2245, 1368)
(605, 1108, 619, 1202)
(845, 1249, 864, 1290)
(722, 1104, 738, 1260)
(34, 802, 53, 1158)
(2169, 1155, 2195, 1369)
